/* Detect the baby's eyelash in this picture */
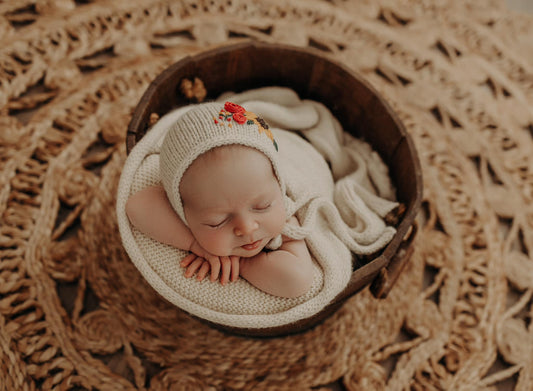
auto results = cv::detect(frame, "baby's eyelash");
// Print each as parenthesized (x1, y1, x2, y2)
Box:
(254, 202, 272, 211)
(205, 219, 227, 228)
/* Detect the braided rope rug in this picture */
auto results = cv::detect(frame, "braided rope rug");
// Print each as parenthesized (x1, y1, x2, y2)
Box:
(1, 0, 532, 390)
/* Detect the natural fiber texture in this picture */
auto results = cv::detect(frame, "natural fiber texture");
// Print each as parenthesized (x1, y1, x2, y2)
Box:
(0, 0, 532, 389)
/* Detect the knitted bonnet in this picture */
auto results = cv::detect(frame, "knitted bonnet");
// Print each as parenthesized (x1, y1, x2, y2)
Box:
(160, 101, 284, 225)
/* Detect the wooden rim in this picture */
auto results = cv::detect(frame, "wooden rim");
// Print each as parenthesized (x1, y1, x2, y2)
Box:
(126, 42, 423, 337)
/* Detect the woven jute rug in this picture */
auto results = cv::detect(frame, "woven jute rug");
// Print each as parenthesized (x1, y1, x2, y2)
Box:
(1, 0, 532, 390)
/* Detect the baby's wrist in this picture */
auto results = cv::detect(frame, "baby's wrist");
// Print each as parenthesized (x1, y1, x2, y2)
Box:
(188, 238, 196, 253)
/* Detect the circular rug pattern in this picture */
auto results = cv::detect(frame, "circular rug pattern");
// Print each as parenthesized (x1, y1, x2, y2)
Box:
(1, 0, 532, 389)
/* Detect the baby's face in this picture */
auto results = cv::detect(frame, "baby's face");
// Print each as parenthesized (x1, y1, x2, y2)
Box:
(180, 146, 286, 258)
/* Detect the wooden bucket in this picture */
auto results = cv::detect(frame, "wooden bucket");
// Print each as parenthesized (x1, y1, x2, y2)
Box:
(126, 42, 422, 337)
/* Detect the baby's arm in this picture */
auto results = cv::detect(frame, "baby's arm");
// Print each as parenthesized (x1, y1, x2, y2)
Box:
(240, 217, 315, 298)
(125, 185, 194, 250)
(125, 186, 237, 284)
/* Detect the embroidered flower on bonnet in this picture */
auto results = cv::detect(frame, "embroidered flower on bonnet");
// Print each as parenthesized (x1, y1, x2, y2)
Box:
(214, 102, 279, 151)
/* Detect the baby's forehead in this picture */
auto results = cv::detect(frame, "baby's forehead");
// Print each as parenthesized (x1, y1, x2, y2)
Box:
(179, 144, 279, 198)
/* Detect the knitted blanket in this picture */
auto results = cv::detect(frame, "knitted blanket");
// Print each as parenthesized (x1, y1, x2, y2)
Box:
(116, 87, 398, 329)
(1, 0, 532, 390)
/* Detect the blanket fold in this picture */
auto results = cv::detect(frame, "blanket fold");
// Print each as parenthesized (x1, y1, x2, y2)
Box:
(222, 87, 398, 255)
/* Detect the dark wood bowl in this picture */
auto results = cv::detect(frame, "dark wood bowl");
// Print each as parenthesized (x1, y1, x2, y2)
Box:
(126, 42, 422, 337)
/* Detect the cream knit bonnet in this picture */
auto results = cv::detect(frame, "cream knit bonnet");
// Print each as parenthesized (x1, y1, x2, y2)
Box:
(159, 101, 285, 225)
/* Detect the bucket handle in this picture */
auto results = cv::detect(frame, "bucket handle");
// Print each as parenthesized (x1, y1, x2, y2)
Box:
(370, 221, 418, 298)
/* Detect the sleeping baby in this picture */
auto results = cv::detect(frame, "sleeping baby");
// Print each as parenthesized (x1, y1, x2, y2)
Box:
(126, 101, 316, 298)
(119, 87, 401, 328)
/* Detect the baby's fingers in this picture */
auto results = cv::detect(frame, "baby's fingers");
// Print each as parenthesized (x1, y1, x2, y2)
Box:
(208, 257, 221, 282)
(180, 253, 197, 268)
(184, 257, 204, 278)
(220, 257, 232, 285)
(196, 261, 210, 281)
(230, 256, 240, 282)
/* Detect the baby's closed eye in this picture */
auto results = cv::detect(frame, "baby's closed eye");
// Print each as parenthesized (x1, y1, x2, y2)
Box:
(253, 202, 272, 211)
(204, 217, 229, 228)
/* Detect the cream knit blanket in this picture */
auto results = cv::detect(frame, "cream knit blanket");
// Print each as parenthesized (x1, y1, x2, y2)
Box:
(116, 87, 398, 329)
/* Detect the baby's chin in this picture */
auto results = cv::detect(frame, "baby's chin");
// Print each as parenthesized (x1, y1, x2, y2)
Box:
(237, 247, 265, 258)
(223, 247, 261, 258)
(211, 246, 264, 258)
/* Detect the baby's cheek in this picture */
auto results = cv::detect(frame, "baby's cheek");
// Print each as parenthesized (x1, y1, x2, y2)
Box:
(269, 205, 287, 235)
(197, 230, 231, 256)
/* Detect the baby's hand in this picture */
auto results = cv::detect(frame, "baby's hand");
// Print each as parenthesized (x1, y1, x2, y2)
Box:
(187, 239, 240, 283)
(180, 253, 240, 285)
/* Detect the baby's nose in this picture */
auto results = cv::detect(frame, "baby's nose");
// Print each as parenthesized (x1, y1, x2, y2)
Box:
(234, 217, 259, 236)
